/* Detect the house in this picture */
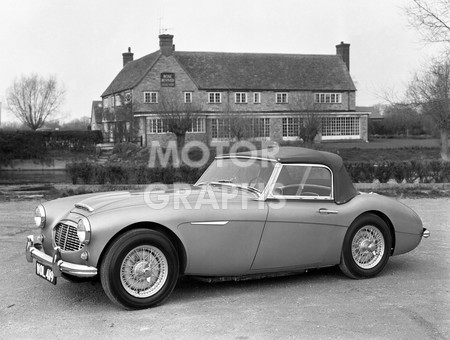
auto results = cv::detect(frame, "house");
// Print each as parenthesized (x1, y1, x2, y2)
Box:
(96, 34, 370, 147)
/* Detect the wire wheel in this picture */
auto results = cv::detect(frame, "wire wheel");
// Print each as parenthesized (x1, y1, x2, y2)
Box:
(120, 245, 169, 298)
(351, 225, 385, 269)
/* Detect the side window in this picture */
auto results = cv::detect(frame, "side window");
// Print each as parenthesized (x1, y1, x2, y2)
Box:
(272, 165, 332, 199)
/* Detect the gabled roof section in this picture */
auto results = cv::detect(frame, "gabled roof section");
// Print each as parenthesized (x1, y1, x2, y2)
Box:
(175, 51, 356, 91)
(102, 51, 160, 97)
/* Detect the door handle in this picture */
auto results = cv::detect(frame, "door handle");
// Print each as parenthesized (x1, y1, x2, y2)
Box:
(318, 208, 338, 215)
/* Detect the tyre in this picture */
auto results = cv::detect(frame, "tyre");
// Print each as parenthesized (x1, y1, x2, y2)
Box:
(339, 213, 392, 279)
(100, 229, 179, 309)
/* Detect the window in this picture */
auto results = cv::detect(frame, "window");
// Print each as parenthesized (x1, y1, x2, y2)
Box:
(276, 93, 288, 104)
(235, 92, 248, 104)
(211, 118, 231, 139)
(109, 96, 114, 108)
(253, 92, 261, 104)
(208, 92, 222, 103)
(188, 118, 205, 133)
(144, 92, 158, 103)
(147, 118, 167, 134)
(184, 92, 193, 103)
(103, 97, 109, 108)
(272, 164, 332, 199)
(115, 94, 122, 106)
(321, 116, 360, 138)
(250, 118, 270, 138)
(282, 117, 302, 138)
(315, 93, 342, 104)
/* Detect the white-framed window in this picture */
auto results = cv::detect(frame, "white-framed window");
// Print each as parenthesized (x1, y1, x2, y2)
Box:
(282, 117, 302, 138)
(321, 116, 360, 139)
(144, 91, 158, 104)
(315, 93, 342, 104)
(211, 118, 230, 139)
(253, 92, 261, 104)
(147, 118, 167, 134)
(103, 97, 109, 108)
(208, 92, 222, 103)
(184, 92, 193, 103)
(235, 92, 248, 104)
(276, 92, 288, 104)
(188, 118, 206, 133)
(250, 118, 270, 138)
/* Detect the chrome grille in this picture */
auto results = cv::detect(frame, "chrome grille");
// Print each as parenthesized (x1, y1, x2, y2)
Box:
(55, 223, 83, 251)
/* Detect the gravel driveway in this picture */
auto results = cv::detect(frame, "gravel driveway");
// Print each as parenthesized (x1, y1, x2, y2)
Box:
(0, 198, 448, 339)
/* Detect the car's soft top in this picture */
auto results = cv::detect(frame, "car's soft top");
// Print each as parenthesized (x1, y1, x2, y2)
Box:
(223, 146, 358, 204)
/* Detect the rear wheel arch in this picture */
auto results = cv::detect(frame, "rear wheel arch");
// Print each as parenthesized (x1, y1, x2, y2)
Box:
(97, 222, 187, 276)
(361, 210, 396, 254)
(339, 212, 393, 279)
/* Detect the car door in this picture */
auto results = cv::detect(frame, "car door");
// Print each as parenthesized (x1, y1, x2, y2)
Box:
(251, 164, 348, 272)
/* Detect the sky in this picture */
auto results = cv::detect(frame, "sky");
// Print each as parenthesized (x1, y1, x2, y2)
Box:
(0, 0, 442, 124)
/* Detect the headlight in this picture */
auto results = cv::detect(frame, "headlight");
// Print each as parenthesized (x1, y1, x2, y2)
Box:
(77, 217, 91, 244)
(34, 205, 46, 228)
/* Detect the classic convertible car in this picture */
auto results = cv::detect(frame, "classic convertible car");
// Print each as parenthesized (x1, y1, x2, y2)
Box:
(26, 147, 429, 309)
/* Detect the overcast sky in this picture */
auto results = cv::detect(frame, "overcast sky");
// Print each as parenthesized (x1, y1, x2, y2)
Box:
(0, 0, 442, 123)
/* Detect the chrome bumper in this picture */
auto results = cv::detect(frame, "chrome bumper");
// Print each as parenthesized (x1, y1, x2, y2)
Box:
(422, 228, 430, 239)
(25, 235, 97, 278)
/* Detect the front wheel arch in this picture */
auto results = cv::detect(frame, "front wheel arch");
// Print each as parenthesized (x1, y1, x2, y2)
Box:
(100, 228, 179, 309)
(97, 222, 187, 277)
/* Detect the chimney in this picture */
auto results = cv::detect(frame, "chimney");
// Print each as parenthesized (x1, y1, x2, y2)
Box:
(122, 47, 134, 67)
(159, 34, 175, 56)
(336, 42, 350, 71)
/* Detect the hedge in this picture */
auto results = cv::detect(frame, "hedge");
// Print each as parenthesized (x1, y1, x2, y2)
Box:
(0, 130, 103, 166)
(66, 160, 450, 185)
(66, 162, 207, 185)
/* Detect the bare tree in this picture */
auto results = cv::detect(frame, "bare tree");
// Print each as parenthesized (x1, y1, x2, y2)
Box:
(298, 112, 322, 147)
(407, 57, 450, 161)
(6, 74, 65, 130)
(157, 89, 202, 152)
(405, 0, 450, 44)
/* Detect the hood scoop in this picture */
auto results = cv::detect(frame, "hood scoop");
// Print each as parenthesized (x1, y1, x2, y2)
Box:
(75, 202, 94, 212)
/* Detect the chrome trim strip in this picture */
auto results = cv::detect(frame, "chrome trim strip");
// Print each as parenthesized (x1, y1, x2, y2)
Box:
(190, 221, 229, 226)
(215, 155, 277, 162)
(25, 235, 97, 278)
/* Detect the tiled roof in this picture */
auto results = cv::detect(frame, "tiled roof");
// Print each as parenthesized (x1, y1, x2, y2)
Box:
(176, 51, 355, 91)
(102, 51, 160, 96)
(102, 50, 356, 96)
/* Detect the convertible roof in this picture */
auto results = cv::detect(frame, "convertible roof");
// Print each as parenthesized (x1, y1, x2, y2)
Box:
(226, 147, 358, 204)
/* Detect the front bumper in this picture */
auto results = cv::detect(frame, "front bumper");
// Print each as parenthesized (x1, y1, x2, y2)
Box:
(25, 235, 97, 278)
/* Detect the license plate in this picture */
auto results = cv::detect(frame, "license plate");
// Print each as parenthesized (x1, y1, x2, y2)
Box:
(36, 261, 57, 285)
